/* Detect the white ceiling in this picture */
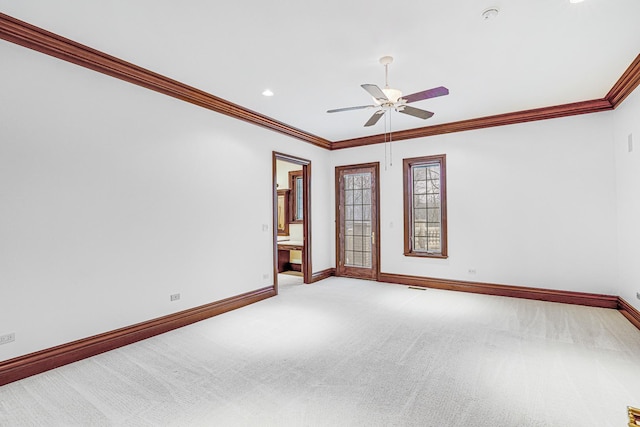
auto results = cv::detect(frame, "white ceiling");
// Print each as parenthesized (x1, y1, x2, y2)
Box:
(2, 1, 639, 142)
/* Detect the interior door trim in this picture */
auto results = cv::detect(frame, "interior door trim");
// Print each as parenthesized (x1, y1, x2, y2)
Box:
(273, 152, 312, 290)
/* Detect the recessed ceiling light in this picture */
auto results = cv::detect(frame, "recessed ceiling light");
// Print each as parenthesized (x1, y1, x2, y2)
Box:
(262, 89, 274, 97)
(569, 0, 584, 3)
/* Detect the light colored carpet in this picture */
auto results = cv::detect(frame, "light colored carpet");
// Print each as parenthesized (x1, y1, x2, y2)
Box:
(1, 277, 640, 426)
(277, 273, 304, 288)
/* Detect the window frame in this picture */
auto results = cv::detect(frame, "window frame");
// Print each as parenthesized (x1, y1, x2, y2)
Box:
(403, 154, 448, 258)
(289, 170, 304, 223)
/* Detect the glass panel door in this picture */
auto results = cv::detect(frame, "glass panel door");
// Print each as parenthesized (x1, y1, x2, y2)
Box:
(336, 163, 379, 280)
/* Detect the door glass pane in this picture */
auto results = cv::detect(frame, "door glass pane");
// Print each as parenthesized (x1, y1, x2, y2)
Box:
(344, 172, 372, 268)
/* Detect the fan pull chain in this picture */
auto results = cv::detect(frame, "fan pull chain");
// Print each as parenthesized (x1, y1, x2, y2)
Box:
(384, 111, 388, 171)
(389, 111, 393, 167)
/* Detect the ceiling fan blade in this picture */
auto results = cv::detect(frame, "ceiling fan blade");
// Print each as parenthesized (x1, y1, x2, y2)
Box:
(361, 84, 388, 103)
(398, 105, 434, 120)
(327, 105, 375, 113)
(364, 110, 385, 127)
(402, 86, 449, 104)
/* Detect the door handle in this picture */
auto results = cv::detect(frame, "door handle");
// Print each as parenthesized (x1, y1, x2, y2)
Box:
(371, 231, 375, 244)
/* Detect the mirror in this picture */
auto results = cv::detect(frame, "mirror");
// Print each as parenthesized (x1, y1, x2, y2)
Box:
(277, 189, 289, 236)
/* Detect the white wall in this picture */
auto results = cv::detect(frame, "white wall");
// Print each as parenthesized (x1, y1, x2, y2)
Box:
(330, 112, 618, 295)
(276, 159, 301, 189)
(1, 35, 636, 363)
(613, 87, 640, 311)
(0, 41, 332, 361)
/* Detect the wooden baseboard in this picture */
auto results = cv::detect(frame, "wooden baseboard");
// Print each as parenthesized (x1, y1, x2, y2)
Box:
(311, 268, 335, 283)
(0, 286, 276, 386)
(618, 297, 640, 331)
(2, 275, 635, 387)
(379, 272, 618, 309)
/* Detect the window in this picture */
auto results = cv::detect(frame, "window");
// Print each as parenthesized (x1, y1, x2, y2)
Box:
(403, 154, 447, 258)
(289, 170, 303, 223)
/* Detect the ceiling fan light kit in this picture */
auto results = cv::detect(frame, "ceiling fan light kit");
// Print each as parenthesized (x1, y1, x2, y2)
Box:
(327, 56, 449, 127)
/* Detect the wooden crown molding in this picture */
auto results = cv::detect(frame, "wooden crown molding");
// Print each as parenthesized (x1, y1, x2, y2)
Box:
(332, 54, 640, 149)
(1, 13, 638, 151)
(0, 12, 331, 150)
(618, 297, 640, 331)
(0, 286, 276, 386)
(606, 54, 640, 108)
(331, 98, 613, 150)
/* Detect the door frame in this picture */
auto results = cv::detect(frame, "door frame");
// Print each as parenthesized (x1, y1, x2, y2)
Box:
(273, 152, 312, 291)
(335, 162, 381, 280)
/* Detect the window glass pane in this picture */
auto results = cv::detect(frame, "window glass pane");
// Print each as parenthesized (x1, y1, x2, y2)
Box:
(353, 251, 363, 266)
(345, 190, 353, 205)
(414, 208, 427, 221)
(296, 177, 303, 220)
(363, 189, 371, 205)
(427, 194, 440, 208)
(414, 179, 427, 195)
(363, 236, 371, 252)
(345, 205, 353, 220)
(353, 175, 363, 190)
(354, 236, 363, 251)
(427, 226, 441, 251)
(414, 222, 427, 237)
(354, 190, 362, 204)
(345, 236, 353, 250)
(427, 179, 440, 194)
(354, 205, 363, 220)
(345, 221, 354, 235)
(363, 205, 371, 221)
(353, 222, 363, 236)
(427, 208, 440, 223)
(345, 175, 353, 190)
(415, 237, 427, 251)
(405, 156, 445, 256)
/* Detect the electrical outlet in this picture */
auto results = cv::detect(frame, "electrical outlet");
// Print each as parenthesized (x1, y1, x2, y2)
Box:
(636, 291, 640, 301)
(468, 269, 477, 275)
(170, 293, 180, 302)
(0, 333, 15, 345)
(629, 133, 634, 153)
(262, 273, 269, 280)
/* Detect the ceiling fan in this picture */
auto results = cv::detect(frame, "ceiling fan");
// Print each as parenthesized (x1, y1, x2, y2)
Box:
(327, 56, 449, 127)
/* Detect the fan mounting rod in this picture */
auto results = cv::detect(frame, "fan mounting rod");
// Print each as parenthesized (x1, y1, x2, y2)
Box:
(379, 56, 393, 88)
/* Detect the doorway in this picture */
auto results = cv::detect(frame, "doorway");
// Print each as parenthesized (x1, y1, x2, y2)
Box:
(335, 162, 380, 280)
(273, 152, 311, 291)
